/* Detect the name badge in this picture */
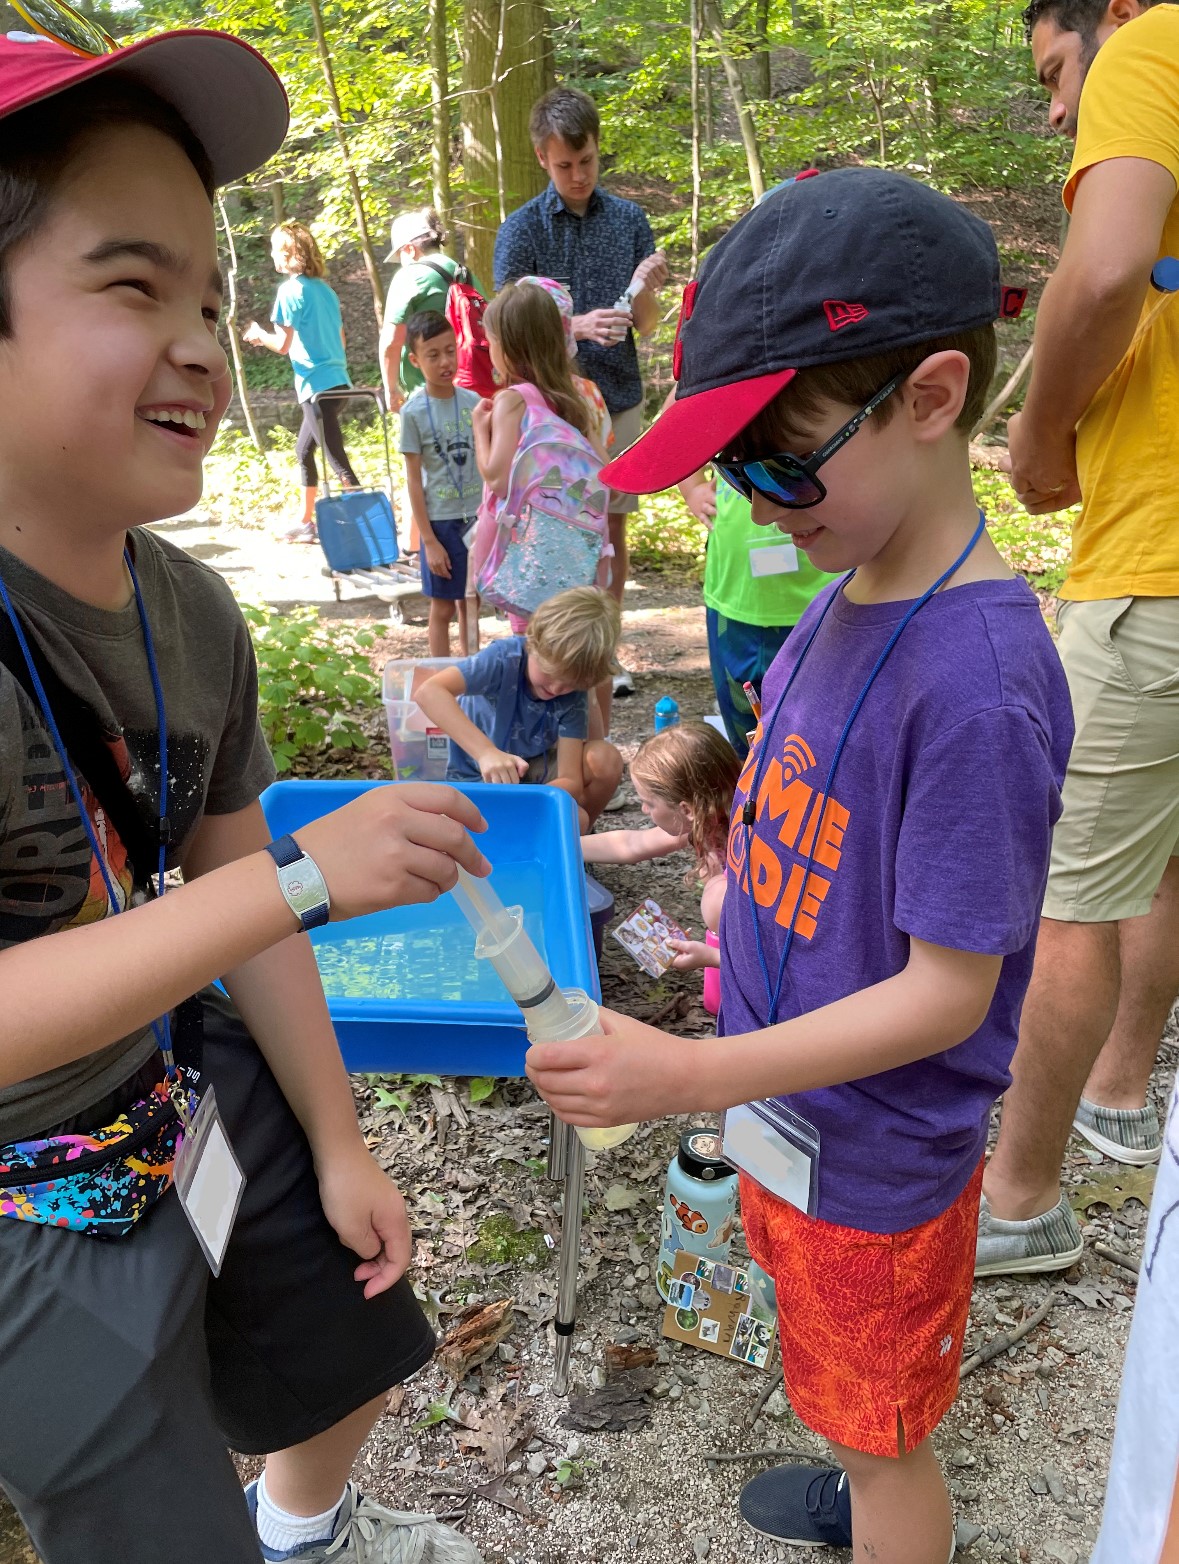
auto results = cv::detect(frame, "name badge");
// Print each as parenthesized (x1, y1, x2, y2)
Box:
(174, 1087, 245, 1275)
(749, 542, 799, 578)
(721, 1099, 819, 1216)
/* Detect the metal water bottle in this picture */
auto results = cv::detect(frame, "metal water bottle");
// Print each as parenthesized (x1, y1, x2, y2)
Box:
(654, 696, 680, 733)
(656, 1129, 738, 1302)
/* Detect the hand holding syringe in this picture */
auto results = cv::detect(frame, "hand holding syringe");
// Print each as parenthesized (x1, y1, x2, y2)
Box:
(450, 866, 637, 1150)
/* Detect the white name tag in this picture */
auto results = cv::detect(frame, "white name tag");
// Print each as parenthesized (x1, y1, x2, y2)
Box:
(749, 542, 799, 577)
(174, 1087, 245, 1275)
(721, 1099, 819, 1216)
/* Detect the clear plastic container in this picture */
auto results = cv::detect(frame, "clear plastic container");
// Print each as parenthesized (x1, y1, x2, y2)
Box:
(382, 657, 459, 781)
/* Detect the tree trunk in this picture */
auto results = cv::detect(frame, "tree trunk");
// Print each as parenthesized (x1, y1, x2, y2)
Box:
(270, 183, 286, 224)
(702, 0, 765, 200)
(750, 0, 771, 101)
(690, 0, 703, 276)
(461, 0, 551, 288)
(306, 0, 385, 328)
(430, 0, 453, 234)
(217, 196, 264, 454)
(704, 61, 714, 145)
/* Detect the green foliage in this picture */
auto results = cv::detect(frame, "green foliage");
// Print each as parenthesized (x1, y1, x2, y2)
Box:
(413, 1398, 462, 1430)
(973, 466, 1074, 594)
(467, 1076, 497, 1105)
(243, 601, 378, 772)
(629, 490, 708, 580)
(365, 1073, 445, 1114)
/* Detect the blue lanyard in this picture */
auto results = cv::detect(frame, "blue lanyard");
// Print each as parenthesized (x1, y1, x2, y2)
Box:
(424, 393, 475, 517)
(741, 510, 988, 1028)
(0, 546, 193, 1123)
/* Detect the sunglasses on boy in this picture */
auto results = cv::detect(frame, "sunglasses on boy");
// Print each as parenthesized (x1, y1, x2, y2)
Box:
(713, 370, 906, 510)
(10, 0, 116, 57)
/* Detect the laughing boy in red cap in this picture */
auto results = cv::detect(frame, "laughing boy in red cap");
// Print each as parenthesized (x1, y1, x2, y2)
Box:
(528, 169, 1074, 1563)
(0, 19, 490, 1564)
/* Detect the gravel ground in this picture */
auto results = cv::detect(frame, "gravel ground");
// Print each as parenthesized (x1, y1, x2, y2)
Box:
(1, 514, 1170, 1564)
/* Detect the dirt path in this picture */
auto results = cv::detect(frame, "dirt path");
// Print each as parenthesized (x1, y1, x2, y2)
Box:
(2, 513, 1168, 1564)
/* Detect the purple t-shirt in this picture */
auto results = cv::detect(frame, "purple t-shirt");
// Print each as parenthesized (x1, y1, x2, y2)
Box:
(719, 576, 1073, 1234)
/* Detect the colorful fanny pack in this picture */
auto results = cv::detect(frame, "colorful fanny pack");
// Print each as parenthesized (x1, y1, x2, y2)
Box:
(0, 1082, 180, 1238)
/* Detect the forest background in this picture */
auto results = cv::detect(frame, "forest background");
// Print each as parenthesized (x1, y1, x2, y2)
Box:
(0, 0, 1074, 587)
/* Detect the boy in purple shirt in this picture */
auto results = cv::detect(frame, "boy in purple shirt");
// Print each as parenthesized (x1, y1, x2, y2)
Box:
(527, 168, 1073, 1564)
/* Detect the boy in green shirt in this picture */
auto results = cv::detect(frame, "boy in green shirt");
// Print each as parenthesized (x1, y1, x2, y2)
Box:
(680, 468, 837, 757)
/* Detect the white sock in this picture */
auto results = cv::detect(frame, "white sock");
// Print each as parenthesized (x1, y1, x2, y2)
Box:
(255, 1470, 346, 1552)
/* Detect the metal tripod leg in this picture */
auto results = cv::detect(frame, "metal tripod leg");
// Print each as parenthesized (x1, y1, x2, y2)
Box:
(552, 1118, 585, 1395)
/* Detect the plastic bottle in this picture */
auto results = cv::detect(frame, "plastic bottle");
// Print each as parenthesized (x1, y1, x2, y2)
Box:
(450, 867, 637, 1150)
(656, 1128, 738, 1301)
(654, 696, 680, 733)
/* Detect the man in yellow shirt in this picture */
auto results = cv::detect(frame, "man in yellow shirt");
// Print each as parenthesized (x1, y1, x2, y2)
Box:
(979, 0, 1179, 1275)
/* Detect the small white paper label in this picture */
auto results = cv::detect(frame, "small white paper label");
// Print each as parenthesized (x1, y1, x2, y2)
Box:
(175, 1087, 245, 1275)
(749, 542, 800, 578)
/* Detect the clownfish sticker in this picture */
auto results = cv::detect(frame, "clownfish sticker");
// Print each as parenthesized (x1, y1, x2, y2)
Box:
(670, 1195, 709, 1235)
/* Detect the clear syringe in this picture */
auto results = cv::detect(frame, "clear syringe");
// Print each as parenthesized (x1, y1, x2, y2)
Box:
(450, 866, 637, 1151)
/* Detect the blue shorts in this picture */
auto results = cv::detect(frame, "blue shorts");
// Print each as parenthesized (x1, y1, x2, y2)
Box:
(420, 518, 470, 601)
(705, 608, 793, 761)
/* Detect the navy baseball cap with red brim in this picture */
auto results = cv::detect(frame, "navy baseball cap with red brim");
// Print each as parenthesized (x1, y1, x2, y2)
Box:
(0, 28, 288, 186)
(603, 167, 1013, 496)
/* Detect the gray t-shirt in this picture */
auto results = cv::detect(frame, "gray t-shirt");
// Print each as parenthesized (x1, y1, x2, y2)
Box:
(0, 529, 276, 1144)
(398, 385, 481, 522)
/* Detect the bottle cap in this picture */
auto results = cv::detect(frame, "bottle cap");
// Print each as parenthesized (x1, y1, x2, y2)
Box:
(677, 1128, 735, 1182)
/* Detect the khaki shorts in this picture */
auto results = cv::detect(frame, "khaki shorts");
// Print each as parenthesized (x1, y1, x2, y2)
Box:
(607, 402, 642, 516)
(1044, 596, 1179, 923)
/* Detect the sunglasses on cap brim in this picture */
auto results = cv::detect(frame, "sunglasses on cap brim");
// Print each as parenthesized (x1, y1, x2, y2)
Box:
(10, 0, 116, 57)
(713, 370, 905, 510)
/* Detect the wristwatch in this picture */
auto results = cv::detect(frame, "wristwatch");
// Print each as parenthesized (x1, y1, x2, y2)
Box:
(265, 835, 331, 931)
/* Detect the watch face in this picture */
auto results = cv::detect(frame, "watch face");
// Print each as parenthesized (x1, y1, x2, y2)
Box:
(279, 859, 328, 920)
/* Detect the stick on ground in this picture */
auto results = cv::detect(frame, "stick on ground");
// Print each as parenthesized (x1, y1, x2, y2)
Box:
(960, 1289, 1057, 1378)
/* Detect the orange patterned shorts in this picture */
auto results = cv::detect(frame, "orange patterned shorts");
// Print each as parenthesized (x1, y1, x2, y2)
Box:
(740, 1159, 983, 1458)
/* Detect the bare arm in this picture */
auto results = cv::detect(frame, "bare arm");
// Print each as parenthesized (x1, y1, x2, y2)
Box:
(243, 321, 295, 355)
(0, 784, 489, 1093)
(527, 936, 1003, 1126)
(476, 390, 525, 496)
(581, 824, 688, 865)
(1010, 157, 1177, 511)
(181, 801, 360, 1162)
(417, 665, 528, 783)
(379, 321, 406, 410)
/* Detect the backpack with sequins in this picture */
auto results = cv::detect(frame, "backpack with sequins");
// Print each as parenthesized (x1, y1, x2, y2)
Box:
(475, 382, 611, 619)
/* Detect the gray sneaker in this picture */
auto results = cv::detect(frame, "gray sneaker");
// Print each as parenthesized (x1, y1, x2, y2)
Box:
(250, 1481, 485, 1563)
(974, 1192, 1084, 1277)
(1073, 1095, 1162, 1166)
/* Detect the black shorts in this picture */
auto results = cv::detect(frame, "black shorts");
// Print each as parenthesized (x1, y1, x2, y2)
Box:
(0, 989, 436, 1564)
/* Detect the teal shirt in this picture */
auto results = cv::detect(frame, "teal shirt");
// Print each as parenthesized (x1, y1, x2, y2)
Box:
(272, 275, 351, 403)
(703, 482, 837, 628)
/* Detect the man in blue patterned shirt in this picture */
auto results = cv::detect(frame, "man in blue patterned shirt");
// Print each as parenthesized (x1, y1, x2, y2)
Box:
(494, 87, 668, 668)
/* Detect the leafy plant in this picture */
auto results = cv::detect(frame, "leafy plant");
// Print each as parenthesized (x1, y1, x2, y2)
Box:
(243, 602, 378, 772)
(467, 1076, 497, 1105)
(365, 1073, 444, 1114)
(553, 1456, 596, 1489)
(413, 1399, 463, 1431)
(973, 466, 1074, 595)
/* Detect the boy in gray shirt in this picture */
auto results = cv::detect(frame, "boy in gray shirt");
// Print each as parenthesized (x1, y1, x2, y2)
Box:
(398, 311, 481, 656)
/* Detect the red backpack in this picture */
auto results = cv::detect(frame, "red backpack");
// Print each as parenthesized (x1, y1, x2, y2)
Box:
(423, 260, 497, 398)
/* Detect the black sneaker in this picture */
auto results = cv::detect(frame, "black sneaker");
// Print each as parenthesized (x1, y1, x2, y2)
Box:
(739, 1464, 852, 1547)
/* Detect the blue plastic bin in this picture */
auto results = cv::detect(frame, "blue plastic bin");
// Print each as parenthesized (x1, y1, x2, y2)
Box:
(261, 780, 599, 1077)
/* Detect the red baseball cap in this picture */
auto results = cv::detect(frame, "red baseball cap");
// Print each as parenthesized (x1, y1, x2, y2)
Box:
(0, 28, 288, 185)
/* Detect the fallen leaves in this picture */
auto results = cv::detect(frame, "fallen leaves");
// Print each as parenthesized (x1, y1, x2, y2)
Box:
(1069, 1164, 1156, 1215)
